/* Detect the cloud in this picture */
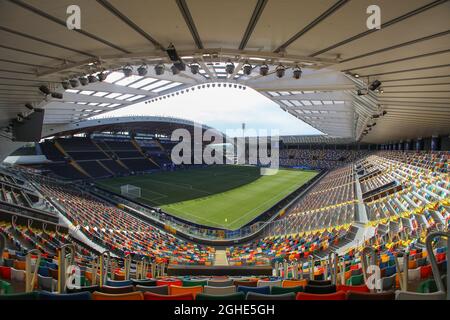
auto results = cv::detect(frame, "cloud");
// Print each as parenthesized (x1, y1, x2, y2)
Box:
(99, 86, 322, 137)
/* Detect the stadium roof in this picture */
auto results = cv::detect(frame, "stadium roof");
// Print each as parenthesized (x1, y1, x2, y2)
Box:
(41, 115, 225, 139)
(0, 0, 449, 146)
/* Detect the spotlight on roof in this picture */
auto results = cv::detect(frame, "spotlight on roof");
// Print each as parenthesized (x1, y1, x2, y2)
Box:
(122, 64, 133, 77)
(97, 71, 107, 82)
(357, 88, 368, 96)
(190, 63, 200, 75)
(69, 79, 79, 88)
(382, 110, 387, 116)
(242, 61, 252, 76)
(225, 60, 235, 74)
(137, 64, 148, 76)
(39, 85, 51, 95)
(79, 77, 88, 86)
(369, 80, 382, 91)
(275, 64, 286, 78)
(293, 66, 302, 79)
(51, 92, 63, 99)
(61, 81, 70, 90)
(155, 63, 165, 76)
(25, 103, 34, 111)
(259, 64, 269, 76)
(354, 74, 360, 78)
(171, 64, 180, 75)
(88, 75, 97, 83)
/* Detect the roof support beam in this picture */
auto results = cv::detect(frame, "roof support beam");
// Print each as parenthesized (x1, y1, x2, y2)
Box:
(176, 0, 204, 49)
(239, 0, 268, 50)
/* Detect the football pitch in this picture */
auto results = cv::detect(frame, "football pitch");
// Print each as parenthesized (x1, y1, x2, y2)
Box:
(96, 166, 317, 230)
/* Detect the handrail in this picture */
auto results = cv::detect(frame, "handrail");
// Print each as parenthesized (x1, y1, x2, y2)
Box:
(394, 251, 409, 291)
(309, 255, 314, 280)
(124, 254, 131, 280)
(425, 231, 449, 297)
(99, 251, 111, 287)
(57, 244, 75, 293)
(328, 251, 339, 285)
(361, 246, 377, 286)
(0, 233, 6, 266)
(25, 249, 42, 292)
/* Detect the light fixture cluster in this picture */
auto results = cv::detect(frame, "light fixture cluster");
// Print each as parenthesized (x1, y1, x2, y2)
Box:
(62, 71, 107, 90)
(144, 83, 247, 104)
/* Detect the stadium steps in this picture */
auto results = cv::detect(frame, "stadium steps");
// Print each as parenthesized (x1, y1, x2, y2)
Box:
(213, 250, 229, 266)
(130, 138, 160, 168)
(53, 140, 92, 179)
(97, 160, 114, 176)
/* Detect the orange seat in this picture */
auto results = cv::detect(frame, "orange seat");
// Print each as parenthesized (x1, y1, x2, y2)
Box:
(408, 260, 417, 269)
(169, 285, 203, 298)
(13, 260, 26, 271)
(156, 279, 183, 287)
(282, 279, 307, 288)
(91, 291, 144, 300)
(296, 291, 346, 300)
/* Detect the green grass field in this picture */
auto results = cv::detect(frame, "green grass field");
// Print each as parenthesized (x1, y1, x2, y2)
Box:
(96, 166, 317, 230)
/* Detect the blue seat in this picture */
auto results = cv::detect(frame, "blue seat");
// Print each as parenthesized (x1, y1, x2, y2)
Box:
(237, 285, 270, 295)
(38, 267, 49, 277)
(39, 291, 91, 300)
(105, 279, 133, 287)
(384, 265, 396, 277)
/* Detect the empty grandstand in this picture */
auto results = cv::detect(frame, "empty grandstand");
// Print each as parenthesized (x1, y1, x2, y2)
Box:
(0, 0, 449, 310)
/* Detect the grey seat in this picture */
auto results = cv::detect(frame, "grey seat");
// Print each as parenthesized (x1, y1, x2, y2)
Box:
(377, 274, 396, 291)
(206, 279, 234, 287)
(135, 284, 169, 295)
(38, 274, 57, 292)
(257, 280, 282, 288)
(246, 292, 295, 300)
(203, 285, 236, 295)
(395, 291, 446, 300)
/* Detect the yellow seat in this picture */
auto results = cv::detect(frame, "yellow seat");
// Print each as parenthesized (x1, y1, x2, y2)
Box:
(282, 279, 307, 288)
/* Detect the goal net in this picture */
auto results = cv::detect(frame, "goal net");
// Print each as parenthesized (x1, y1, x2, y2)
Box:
(120, 184, 141, 199)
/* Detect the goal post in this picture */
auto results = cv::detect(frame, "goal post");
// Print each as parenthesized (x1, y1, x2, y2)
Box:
(120, 184, 141, 199)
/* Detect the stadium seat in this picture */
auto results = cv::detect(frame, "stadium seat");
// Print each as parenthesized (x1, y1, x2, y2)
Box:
(143, 292, 194, 300)
(100, 285, 134, 294)
(304, 284, 336, 294)
(196, 292, 245, 300)
(38, 274, 57, 292)
(234, 280, 258, 287)
(106, 279, 133, 287)
(10, 268, 25, 282)
(207, 279, 234, 287)
(237, 285, 270, 295)
(135, 284, 169, 295)
(346, 291, 395, 300)
(182, 279, 208, 287)
(395, 291, 446, 300)
(38, 291, 91, 300)
(377, 274, 396, 291)
(203, 285, 236, 295)
(0, 292, 40, 300)
(336, 284, 369, 293)
(282, 279, 307, 287)
(0, 280, 12, 294)
(0, 266, 11, 280)
(92, 291, 144, 300)
(308, 279, 332, 286)
(346, 274, 364, 286)
(156, 279, 183, 287)
(270, 285, 304, 295)
(246, 292, 295, 300)
(296, 291, 346, 300)
(131, 279, 157, 287)
(66, 285, 100, 294)
(169, 285, 203, 298)
(257, 279, 282, 288)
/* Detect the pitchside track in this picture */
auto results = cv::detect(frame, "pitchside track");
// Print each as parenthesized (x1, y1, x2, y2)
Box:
(96, 166, 317, 230)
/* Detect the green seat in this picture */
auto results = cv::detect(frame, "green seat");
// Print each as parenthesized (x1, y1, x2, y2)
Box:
(417, 279, 438, 293)
(0, 291, 39, 300)
(271, 285, 303, 295)
(196, 292, 245, 300)
(346, 274, 364, 286)
(0, 280, 13, 294)
(182, 279, 208, 287)
(388, 260, 396, 267)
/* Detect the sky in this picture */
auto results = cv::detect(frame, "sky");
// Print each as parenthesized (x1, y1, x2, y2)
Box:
(99, 85, 322, 137)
